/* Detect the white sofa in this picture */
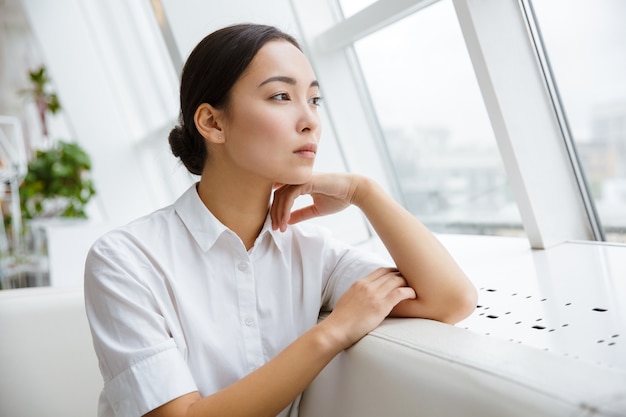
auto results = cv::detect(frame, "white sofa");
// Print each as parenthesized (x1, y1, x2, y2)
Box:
(1, 286, 625, 417)
(0, 287, 101, 417)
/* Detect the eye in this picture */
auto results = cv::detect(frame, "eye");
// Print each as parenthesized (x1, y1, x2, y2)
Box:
(270, 92, 290, 101)
(308, 96, 323, 107)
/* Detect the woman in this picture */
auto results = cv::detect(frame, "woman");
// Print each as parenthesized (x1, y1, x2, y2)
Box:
(84, 23, 477, 417)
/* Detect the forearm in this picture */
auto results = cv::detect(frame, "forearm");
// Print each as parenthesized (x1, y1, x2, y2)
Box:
(352, 176, 477, 323)
(185, 321, 344, 417)
(271, 172, 476, 322)
(182, 262, 415, 417)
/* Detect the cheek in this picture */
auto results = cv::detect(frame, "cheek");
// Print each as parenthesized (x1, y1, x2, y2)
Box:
(234, 107, 289, 142)
(257, 106, 289, 132)
(225, 109, 290, 167)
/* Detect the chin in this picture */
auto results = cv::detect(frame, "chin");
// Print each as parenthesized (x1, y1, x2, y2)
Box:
(280, 170, 314, 186)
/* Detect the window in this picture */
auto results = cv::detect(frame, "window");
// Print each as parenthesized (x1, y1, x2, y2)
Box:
(339, 0, 524, 236)
(530, 0, 626, 243)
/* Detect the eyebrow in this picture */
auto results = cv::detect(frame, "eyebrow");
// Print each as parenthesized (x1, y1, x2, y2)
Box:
(258, 75, 319, 89)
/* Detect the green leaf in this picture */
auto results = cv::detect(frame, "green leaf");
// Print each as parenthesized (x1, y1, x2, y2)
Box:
(18, 141, 96, 220)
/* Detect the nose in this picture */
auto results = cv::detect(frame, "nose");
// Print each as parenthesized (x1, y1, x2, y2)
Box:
(296, 101, 321, 135)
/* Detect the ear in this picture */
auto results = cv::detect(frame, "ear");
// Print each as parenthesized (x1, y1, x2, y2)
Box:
(194, 103, 225, 143)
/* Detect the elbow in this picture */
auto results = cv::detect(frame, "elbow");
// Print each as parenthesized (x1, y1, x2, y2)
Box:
(441, 283, 478, 325)
(391, 277, 478, 325)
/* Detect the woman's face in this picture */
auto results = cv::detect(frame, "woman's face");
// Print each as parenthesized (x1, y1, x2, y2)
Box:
(218, 40, 322, 186)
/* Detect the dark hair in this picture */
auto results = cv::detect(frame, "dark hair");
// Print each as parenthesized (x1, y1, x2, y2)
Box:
(168, 23, 301, 175)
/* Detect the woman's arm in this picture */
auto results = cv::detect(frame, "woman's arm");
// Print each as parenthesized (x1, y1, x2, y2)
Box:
(272, 173, 478, 325)
(144, 268, 415, 417)
(350, 176, 477, 323)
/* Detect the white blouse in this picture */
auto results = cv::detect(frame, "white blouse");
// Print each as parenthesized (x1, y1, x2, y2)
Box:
(84, 184, 390, 417)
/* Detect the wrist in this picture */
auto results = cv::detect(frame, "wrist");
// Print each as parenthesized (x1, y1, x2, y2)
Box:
(350, 175, 378, 208)
(313, 316, 353, 353)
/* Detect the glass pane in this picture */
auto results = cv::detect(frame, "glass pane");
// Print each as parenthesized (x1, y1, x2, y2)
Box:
(531, 0, 626, 243)
(350, 0, 524, 236)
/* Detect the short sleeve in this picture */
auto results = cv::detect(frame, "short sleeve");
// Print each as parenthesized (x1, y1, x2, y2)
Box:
(320, 234, 394, 310)
(84, 232, 197, 417)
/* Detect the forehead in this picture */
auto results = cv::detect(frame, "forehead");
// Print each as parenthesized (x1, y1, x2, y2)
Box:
(238, 40, 316, 87)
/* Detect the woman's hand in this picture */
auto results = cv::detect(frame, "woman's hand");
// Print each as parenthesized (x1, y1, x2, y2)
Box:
(271, 173, 361, 232)
(273, 172, 477, 325)
(320, 268, 417, 349)
(144, 267, 414, 417)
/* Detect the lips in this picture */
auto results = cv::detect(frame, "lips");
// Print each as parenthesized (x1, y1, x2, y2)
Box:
(294, 143, 317, 158)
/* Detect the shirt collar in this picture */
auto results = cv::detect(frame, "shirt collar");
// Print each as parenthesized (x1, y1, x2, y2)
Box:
(251, 214, 286, 257)
(175, 183, 285, 254)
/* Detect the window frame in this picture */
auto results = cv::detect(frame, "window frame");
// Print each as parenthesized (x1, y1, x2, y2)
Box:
(520, 0, 605, 242)
(291, 0, 598, 248)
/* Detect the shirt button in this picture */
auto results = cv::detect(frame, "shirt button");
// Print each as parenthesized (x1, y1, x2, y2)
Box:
(237, 261, 248, 271)
(244, 317, 254, 326)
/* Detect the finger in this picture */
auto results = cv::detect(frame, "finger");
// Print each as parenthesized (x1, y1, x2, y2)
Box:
(387, 287, 417, 306)
(278, 188, 300, 231)
(287, 205, 321, 225)
(270, 185, 287, 230)
(367, 270, 411, 296)
(270, 187, 285, 230)
(271, 185, 301, 231)
(360, 267, 399, 284)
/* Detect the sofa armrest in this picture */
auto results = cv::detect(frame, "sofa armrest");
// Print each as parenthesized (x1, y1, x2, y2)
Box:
(299, 317, 626, 417)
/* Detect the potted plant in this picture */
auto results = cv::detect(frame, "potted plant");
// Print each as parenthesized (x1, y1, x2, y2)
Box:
(17, 64, 96, 220)
(0, 65, 96, 289)
(19, 140, 96, 220)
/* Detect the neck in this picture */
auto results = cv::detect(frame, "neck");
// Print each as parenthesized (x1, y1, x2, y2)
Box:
(197, 166, 273, 250)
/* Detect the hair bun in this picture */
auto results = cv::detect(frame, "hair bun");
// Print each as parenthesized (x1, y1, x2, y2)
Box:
(168, 124, 204, 175)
